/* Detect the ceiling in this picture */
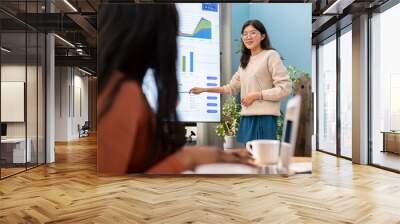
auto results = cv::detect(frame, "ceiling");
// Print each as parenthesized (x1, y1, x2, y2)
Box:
(0, 0, 394, 73)
(1, 0, 100, 72)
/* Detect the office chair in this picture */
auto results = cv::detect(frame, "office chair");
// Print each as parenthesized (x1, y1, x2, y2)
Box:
(79, 121, 90, 138)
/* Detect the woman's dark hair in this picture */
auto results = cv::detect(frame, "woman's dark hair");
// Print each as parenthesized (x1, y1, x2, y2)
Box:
(98, 3, 185, 170)
(240, 19, 274, 69)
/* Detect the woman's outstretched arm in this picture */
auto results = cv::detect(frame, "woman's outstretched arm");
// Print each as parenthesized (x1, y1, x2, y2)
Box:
(189, 87, 225, 94)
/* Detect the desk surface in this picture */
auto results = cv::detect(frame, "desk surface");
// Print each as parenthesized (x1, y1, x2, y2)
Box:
(381, 131, 400, 134)
(184, 157, 312, 175)
(1, 138, 28, 143)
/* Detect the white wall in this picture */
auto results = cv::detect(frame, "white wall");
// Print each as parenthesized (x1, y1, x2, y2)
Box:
(1, 65, 37, 138)
(55, 66, 69, 141)
(1, 65, 26, 81)
(1, 65, 26, 141)
(55, 67, 89, 141)
(72, 72, 89, 138)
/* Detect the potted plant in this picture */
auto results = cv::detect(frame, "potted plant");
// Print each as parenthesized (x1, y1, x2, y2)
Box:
(287, 65, 310, 96)
(216, 96, 241, 149)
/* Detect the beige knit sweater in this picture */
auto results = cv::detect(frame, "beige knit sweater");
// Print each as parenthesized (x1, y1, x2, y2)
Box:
(223, 50, 292, 116)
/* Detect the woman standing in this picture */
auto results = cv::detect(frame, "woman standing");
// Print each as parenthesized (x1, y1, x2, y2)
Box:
(190, 20, 291, 143)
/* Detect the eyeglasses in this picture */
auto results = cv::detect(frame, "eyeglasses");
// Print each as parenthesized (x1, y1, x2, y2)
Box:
(241, 30, 260, 39)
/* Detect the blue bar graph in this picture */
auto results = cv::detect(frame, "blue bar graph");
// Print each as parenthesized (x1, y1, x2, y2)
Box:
(206, 76, 218, 80)
(206, 94, 218, 114)
(206, 83, 217, 87)
(190, 52, 194, 72)
(207, 103, 218, 107)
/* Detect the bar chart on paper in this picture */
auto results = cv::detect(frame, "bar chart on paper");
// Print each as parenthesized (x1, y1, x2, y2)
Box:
(181, 52, 194, 73)
(176, 3, 221, 122)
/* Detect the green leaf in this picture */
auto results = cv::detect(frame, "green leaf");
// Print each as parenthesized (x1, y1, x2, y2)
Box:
(215, 96, 241, 138)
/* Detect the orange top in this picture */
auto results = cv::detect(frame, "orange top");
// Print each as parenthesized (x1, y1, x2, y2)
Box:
(97, 71, 186, 174)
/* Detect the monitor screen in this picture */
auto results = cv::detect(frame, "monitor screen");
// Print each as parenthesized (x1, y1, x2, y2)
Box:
(141, 3, 221, 122)
(1, 123, 7, 137)
(175, 3, 221, 122)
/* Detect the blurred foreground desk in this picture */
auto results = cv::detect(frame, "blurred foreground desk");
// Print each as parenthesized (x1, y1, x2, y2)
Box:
(381, 131, 400, 154)
(183, 157, 312, 175)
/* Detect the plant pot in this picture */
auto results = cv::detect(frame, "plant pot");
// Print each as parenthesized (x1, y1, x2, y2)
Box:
(223, 136, 236, 150)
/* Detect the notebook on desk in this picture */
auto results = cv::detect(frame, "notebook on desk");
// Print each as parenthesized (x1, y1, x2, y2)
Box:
(290, 162, 312, 174)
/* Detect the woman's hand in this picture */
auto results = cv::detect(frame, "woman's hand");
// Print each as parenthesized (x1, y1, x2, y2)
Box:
(241, 92, 260, 107)
(189, 87, 205, 95)
(178, 146, 254, 170)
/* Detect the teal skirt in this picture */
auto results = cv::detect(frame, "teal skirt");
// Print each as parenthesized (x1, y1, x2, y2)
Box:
(236, 115, 278, 144)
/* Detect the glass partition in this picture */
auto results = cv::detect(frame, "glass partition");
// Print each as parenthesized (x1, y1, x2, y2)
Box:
(317, 35, 337, 155)
(1, 30, 28, 177)
(0, 1, 46, 179)
(339, 27, 352, 158)
(371, 3, 400, 171)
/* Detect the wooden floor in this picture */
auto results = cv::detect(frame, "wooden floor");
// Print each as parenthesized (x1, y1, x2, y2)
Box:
(373, 150, 400, 171)
(1, 135, 400, 223)
(1, 163, 45, 178)
(1, 167, 26, 178)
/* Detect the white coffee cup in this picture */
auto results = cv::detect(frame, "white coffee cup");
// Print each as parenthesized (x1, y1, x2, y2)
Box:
(246, 140, 280, 166)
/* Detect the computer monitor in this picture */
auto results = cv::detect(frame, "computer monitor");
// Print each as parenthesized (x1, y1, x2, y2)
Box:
(1, 123, 7, 137)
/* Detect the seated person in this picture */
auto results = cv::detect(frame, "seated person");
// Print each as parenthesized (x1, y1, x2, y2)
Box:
(97, 4, 253, 174)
